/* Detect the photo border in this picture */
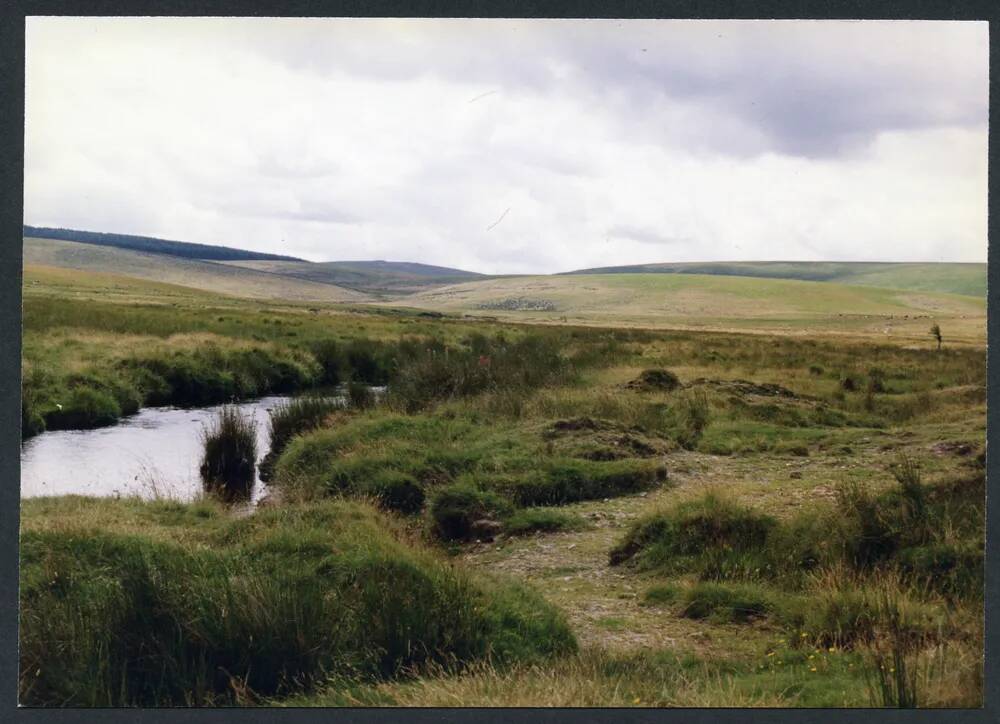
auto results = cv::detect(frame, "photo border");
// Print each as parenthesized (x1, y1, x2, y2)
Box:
(1, 2, 995, 722)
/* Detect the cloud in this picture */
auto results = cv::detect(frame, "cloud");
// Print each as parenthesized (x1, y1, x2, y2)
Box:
(23, 18, 988, 274)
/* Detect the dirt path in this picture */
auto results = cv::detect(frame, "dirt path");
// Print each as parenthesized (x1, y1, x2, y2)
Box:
(459, 431, 951, 658)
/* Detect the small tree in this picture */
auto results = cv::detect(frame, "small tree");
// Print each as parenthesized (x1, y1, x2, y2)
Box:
(930, 324, 942, 351)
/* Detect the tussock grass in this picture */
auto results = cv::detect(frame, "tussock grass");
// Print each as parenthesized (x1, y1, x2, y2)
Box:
(199, 406, 258, 501)
(260, 396, 341, 481)
(502, 508, 588, 536)
(273, 410, 666, 539)
(18, 498, 576, 706)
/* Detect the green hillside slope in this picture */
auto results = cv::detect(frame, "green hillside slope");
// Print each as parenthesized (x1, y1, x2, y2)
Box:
(401, 272, 986, 344)
(220, 259, 486, 296)
(23, 237, 367, 303)
(564, 261, 986, 297)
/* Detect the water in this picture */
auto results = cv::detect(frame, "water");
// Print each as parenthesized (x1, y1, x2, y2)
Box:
(20, 396, 292, 503)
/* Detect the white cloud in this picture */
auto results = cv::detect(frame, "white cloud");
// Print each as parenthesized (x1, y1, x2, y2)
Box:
(24, 17, 988, 273)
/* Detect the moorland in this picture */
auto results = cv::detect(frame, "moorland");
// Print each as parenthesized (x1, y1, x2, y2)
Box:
(18, 231, 986, 707)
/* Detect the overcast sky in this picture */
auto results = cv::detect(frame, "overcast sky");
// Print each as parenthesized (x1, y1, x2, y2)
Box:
(24, 18, 988, 274)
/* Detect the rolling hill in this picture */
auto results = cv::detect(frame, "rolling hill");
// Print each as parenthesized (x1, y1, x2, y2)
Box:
(23, 225, 303, 262)
(23, 237, 366, 303)
(218, 259, 486, 296)
(562, 261, 987, 297)
(400, 272, 986, 344)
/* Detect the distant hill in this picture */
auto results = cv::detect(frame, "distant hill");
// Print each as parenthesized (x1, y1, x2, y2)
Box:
(400, 272, 986, 344)
(23, 237, 366, 303)
(23, 225, 303, 263)
(562, 261, 986, 297)
(220, 259, 486, 296)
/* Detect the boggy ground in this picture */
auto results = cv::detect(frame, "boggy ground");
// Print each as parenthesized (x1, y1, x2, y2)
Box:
(20, 267, 986, 707)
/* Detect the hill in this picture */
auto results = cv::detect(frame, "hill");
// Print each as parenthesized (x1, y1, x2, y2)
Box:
(23, 225, 303, 262)
(23, 237, 366, 303)
(400, 272, 986, 344)
(563, 261, 986, 297)
(219, 259, 486, 296)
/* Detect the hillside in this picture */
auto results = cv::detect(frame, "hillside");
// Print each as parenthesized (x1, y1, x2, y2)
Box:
(219, 259, 486, 296)
(400, 273, 986, 344)
(23, 237, 366, 303)
(23, 225, 303, 262)
(563, 261, 987, 297)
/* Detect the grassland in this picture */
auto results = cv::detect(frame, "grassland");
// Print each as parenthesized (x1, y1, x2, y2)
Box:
(565, 261, 987, 298)
(401, 272, 986, 345)
(220, 259, 487, 296)
(19, 264, 985, 707)
(24, 238, 366, 302)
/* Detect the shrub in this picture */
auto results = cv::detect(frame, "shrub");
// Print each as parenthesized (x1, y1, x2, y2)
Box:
(44, 387, 121, 430)
(199, 407, 257, 501)
(358, 470, 426, 515)
(429, 482, 512, 541)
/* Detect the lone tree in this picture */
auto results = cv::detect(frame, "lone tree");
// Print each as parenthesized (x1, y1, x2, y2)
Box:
(930, 323, 942, 351)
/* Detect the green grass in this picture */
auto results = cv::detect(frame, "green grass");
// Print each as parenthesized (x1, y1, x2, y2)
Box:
(564, 261, 987, 297)
(199, 406, 258, 501)
(502, 508, 589, 536)
(402, 272, 985, 345)
(19, 265, 986, 708)
(19, 498, 575, 706)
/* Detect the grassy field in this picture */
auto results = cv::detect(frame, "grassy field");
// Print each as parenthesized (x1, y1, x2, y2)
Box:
(24, 238, 367, 302)
(400, 273, 986, 345)
(219, 259, 487, 297)
(565, 261, 987, 298)
(19, 265, 985, 707)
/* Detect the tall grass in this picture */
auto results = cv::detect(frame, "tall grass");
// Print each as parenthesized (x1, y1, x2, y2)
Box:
(18, 499, 576, 706)
(612, 467, 984, 597)
(200, 407, 257, 501)
(259, 396, 341, 481)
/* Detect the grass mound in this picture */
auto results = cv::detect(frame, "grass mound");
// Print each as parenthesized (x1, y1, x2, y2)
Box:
(19, 498, 576, 706)
(260, 396, 341, 481)
(199, 407, 258, 501)
(273, 412, 667, 539)
(678, 582, 773, 623)
(503, 508, 588, 537)
(612, 463, 983, 598)
(506, 459, 666, 506)
(358, 470, 426, 514)
(429, 482, 512, 541)
(43, 387, 121, 430)
(625, 368, 681, 391)
(609, 493, 776, 570)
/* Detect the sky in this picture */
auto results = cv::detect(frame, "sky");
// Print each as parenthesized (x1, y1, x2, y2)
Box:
(24, 18, 989, 274)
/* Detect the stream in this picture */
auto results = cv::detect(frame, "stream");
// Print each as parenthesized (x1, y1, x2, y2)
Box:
(20, 396, 292, 503)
